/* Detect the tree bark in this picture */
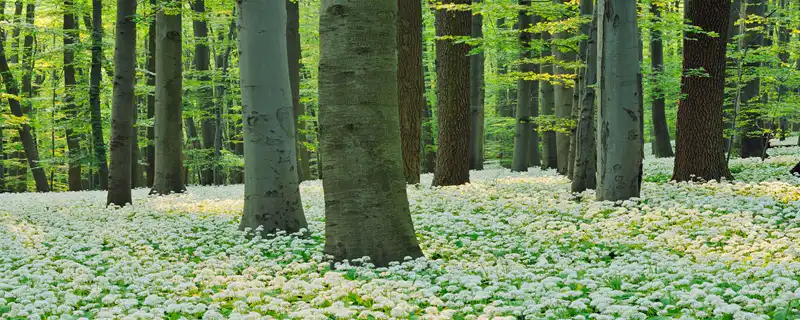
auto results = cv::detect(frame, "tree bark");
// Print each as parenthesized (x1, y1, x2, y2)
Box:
(319, 0, 424, 267)
(512, 0, 535, 172)
(540, 32, 558, 170)
(650, 3, 674, 158)
(145, 0, 156, 187)
(63, 0, 82, 191)
(151, 8, 185, 195)
(214, 10, 235, 185)
(107, 0, 137, 206)
(738, 0, 765, 159)
(286, 0, 310, 183)
(88, 0, 109, 190)
(672, 0, 733, 182)
(238, 0, 307, 236)
(571, 0, 597, 193)
(433, 0, 471, 186)
(397, 0, 424, 184)
(596, 0, 643, 201)
(191, 0, 215, 185)
(9, 1, 21, 64)
(469, 0, 485, 170)
(552, 0, 575, 176)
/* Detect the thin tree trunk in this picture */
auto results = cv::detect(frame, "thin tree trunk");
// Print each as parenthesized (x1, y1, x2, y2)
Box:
(213, 11, 235, 185)
(596, 0, 642, 201)
(286, 0, 310, 183)
(63, 0, 83, 191)
(398, 0, 425, 184)
(512, 0, 535, 172)
(672, 0, 733, 182)
(151, 8, 185, 195)
(650, 3, 674, 158)
(738, 0, 765, 158)
(191, 0, 214, 185)
(319, 0, 424, 267)
(540, 32, 558, 170)
(107, 0, 137, 206)
(9, 1, 21, 64)
(552, 0, 575, 176)
(433, 0, 471, 186)
(469, 0, 485, 170)
(527, 40, 541, 167)
(88, 0, 109, 190)
(572, 0, 597, 193)
(421, 37, 436, 174)
(238, 0, 306, 236)
(145, 0, 156, 187)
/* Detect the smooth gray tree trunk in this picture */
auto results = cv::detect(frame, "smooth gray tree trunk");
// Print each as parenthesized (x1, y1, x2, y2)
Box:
(571, 0, 597, 193)
(469, 0, 485, 170)
(319, 0, 424, 267)
(512, 0, 535, 172)
(151, 9, 185, 195)
(107, 0, 137, 206)
(237, 0, 307, 236)
(596, 0, 643, 201)
(286, 0, 310, 183)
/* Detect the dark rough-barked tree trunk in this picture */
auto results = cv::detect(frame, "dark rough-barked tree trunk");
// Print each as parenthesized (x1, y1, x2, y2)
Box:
(151, 7, 185, 195)
(571, 0, 597, 193)
(107, 0, 137, 206)
(512, 0, 535, 172)
(319, 0, 424, 267)
(469, 0, 485, 170)
(433, 0, 471, 186)
(286, 0, 310, 183)
(192, 0, 215, 185)
(238, 0, 307, 236)
(540, 32, 558, 170)
(89, 0, 109, 190)
(145, 0, 156, 187)
(0, 16, 49, 192)
(398, 0, 424, 184)
(672, 0, 733, 182)
(650, 3, 674, 158)
(738, 0, 765, 159)
(63, 0, 82, 191)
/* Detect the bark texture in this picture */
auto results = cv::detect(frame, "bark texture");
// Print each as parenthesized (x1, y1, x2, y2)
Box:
(512, 0, 535, 172)
(596, 0, 643, 201)
(433, 0, 471, 186)
(151, 9, 185, 195)
(63, 0, 82, 191)
(89, 0, 109, 190)
(145, 0, 156, 187)
(469, 0, 485, 170)
(672, 0, 733, 182)
(238, 0, 307, 236)
(286, 0, 310, 182)
(571, 0, 597, 193)
(107, 0, 137, 206)
(398, 0, 424, 184)
(319, 0, 424, 266)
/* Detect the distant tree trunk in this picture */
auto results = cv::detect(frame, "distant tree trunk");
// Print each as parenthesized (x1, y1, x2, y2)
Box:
(238, 0, 306, 236)
(145, 0, 156, 187)
(107, 0, 136, 206)
(63, 0, 82, 191)
(572, 0, 597, 193)
(88, 0, 109, 190)
(552, 0, 575, 176)
(496, 64, 512, 117)
(8, 2, 34, 192)
(596, 0, 642, 201)
(512, 0, 535, 172)
(9, 1, 21, 64)
(191, 0, 214, 185)
(151, 8, 185, 195)
(397, 0, 424, 184)
(421, 38, 436, 174)
(319, 0, 424, 267)
(286, 0, 310, 183)
(433, 0, 471, 186)
(738, 0, 765, 158)
(540, 32, 558, 170)
(0, 26, 49, 192)
(649, 4, 674, 158)
(214, 11, 235, 185)
(0, 124, 4, 191)
(469, 0, 485, 170)
(527, 39, 541, 167)
(672, 0, 733, 182)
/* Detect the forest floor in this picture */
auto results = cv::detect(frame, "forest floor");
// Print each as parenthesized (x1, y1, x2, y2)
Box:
(2, 139, 800, 320)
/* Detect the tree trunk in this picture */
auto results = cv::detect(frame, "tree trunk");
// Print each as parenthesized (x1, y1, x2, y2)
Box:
(527, 42, 541, 167)
(190, 0, 214, 185)
(145, 0, 156, 187)
(286, 0, 310, 183)
(421, 37, 436, 174)
(433, 0, 471, 186)
(512, 0, 535, 172)
(672, 0, 733, 182)
(496, 64, 513, 117)
(571, 0, 597, 193)
(88, 0, 109, 190)
(738, 0, 765, 159)
(596, 0, 642, 201)
(151, 8, 185, 195)
(397, 0, 424, 184)
(552, 0, 575, 176)
(238, 0, 307, 236)
(540, 32, 558, 170)
(650, 3, 675, 158)
(319, 0, 424, 267)
(469, 0, 485, 170)
(107, 0, 136, 206)
(0, 25, 49, 192)
(63, 0, 82, 191)
(214, 11, 235, 185)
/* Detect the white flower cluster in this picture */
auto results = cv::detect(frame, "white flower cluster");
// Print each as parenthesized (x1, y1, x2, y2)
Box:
(0, 144, 799, 319)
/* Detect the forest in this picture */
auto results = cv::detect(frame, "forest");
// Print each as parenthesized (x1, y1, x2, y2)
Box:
(1, 0, 800, 318)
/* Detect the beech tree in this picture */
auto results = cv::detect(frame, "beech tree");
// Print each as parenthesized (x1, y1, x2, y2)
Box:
(319, 0, 423, 266)
(572, 0, 597, 193)
(398, 0, 425, 184)
(512, 0, 535, 172)
(469, 0, 485, 170)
